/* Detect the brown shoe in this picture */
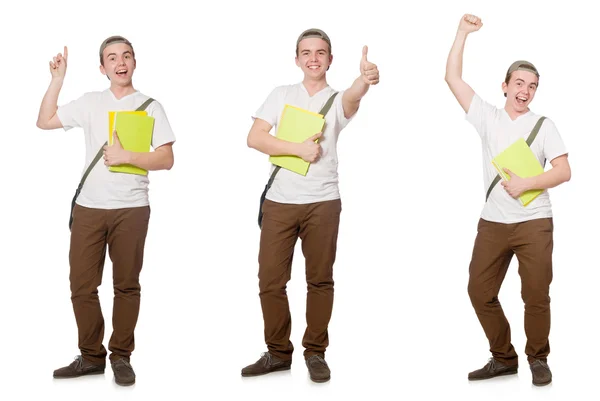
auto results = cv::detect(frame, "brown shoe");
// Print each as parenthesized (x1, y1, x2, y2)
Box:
(53, 355, 105, 379)
(111, 358, 136, 386)
(468, 358, 518, 381)
(241, 352, 292, 377)
(306, 355, 330, 383)
(530, 360, 552, 386)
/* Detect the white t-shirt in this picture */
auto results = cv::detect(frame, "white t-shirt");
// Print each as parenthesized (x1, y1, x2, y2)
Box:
(57, 89, 176, 209)
(253, 83, 352, 204)
(466, 94, 568, 224)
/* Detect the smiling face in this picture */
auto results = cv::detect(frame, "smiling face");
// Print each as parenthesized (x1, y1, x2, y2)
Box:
(99, 42, 136, 85)
(295, 37, 332, 80)
(502, 70, 539, 114)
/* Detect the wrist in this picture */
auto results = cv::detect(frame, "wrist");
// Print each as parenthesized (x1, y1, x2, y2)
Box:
(357, 76, 370, 89)
(350, 76, 369, 96)
(525, 177, 536, 191)
(455, 30, 469, 40)
(51, 76, 65, 85)
(125, 151, 134, 164)
(289, 142, 303, 158)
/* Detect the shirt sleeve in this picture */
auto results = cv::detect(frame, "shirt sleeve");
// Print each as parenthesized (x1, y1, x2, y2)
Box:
(252, 87, 283, 127)
(147, 101, 176, 149)
(56, 93, 89, 131)
(541, 118, 568, 162)
(465, 93, 498, 139)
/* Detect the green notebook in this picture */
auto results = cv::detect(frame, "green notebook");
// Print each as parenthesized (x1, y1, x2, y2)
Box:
(491, 138, 544, 206)
(269, 105, 325, 176)
(109, 112, 155, 176)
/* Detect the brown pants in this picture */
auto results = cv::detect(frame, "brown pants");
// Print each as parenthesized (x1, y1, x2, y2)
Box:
(69, 204, 150, 364)
(468, 218, 553, 365)
(258, 199, 342, 361)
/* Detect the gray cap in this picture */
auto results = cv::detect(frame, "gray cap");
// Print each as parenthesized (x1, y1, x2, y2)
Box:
(99, 35, 134, 64)
(505, 60, 539, 81)
(296, 28, 332, 54)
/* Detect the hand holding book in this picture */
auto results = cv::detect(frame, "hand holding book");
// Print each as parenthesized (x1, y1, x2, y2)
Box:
(297, 132, 323, 163)
(500, 168, 534, 199)
(103, 131, 131, 167)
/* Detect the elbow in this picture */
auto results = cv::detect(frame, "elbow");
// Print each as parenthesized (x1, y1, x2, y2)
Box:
(247, 134, 258, 150)
(444, 77, 453, 90)
(444, 71, 460, 87)
(560, 162, 571, 183)
(36, 119, 46, 130)
(165, 156, 174, 171)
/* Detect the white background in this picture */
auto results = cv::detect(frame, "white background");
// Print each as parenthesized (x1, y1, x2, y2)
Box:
(0, 0, 596, 400)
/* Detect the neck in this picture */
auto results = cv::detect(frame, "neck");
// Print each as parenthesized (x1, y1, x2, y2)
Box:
(302, 76, 328, 96)
(110, 83, 136, 99)
(504, 103, 530, 121)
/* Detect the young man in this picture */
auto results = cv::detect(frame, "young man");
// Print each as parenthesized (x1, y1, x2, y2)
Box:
(36, 36, 176, 386)
(241, 28, 379, 383)
(445, 15, 570, 386)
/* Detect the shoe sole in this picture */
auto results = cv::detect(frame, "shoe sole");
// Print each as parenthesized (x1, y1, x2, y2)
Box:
(468, 370, 518, 381)
(309, 375, 330, 383)
(115, 379, 135, 386)
(532, 379, 552, 387)
(53, 370, 105, 379)
(241, 365, 291, 377)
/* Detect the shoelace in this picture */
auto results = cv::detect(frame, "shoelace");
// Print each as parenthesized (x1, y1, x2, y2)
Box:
(485, 358, 497, 371)
(72, 355, 84, 369)
(260, 352, 272, 366)
(308, 355, 328, 367)
(113, 359, 133, 371)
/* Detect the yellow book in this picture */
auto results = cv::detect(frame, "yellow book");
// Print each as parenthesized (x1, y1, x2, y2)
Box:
(108, 110, 147, 143)
(491, 138, 544, 206)
(108, 112, 155, 176)
(269, 105, 325, 176)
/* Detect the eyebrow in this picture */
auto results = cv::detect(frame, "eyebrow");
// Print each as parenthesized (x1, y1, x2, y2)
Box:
(107, 50, 132, 58)
(515, 78, 538, 86)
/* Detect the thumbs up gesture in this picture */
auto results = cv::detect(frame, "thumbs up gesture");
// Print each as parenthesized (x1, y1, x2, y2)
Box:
(360, 46, 379, 85)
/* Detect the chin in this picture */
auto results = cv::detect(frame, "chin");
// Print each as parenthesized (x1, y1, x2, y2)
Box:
(512, 101, 530, 112)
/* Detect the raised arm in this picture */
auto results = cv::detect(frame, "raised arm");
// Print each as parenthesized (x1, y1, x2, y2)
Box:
(37, 46, 68, 130)
(342, 45, 379, 119)
(445, 15, 482, 113)
(247, 117, 323, 163)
